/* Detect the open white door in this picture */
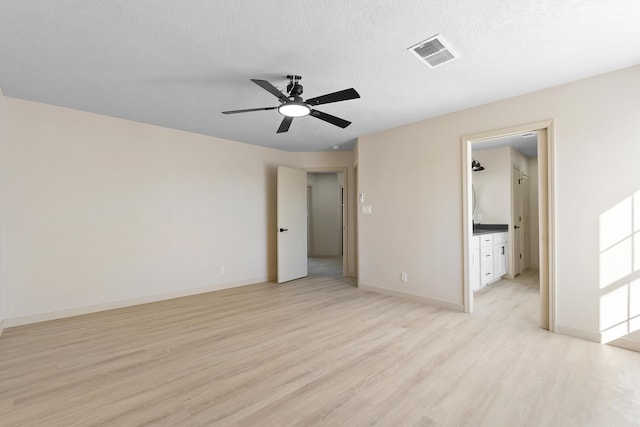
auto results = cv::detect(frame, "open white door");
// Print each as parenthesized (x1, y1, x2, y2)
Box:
(512, 166, 524, 276)
(277, 166, 308, 283)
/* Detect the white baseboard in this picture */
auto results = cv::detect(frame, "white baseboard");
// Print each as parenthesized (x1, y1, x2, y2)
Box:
(551, 325, 640, 353)
(4, 277, 268, 328)
(609, 337, 640, 353)
(556, 324, 601, 343)
(358, 283, 464, 312)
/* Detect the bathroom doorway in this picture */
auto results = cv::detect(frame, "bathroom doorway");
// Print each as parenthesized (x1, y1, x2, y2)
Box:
(463, 121, 555, 331)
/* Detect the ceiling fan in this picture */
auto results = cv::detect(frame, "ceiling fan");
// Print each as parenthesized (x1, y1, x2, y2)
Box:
(222, 75, 360, 133)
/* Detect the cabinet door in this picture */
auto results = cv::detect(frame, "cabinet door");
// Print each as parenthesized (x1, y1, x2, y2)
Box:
(494, 243, 507, 277)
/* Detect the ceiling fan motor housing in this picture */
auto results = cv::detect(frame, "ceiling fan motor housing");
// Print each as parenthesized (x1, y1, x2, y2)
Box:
(287, 82, 303, 97)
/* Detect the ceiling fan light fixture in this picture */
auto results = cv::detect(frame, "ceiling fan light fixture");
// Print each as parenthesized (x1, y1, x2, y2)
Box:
(278, 99, 310, 117)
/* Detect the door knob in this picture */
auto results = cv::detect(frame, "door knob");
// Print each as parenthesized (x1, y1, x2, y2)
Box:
(279, 228, 288, 232)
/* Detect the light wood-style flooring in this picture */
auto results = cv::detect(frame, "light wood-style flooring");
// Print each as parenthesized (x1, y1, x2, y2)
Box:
(1, 260, 639, 426)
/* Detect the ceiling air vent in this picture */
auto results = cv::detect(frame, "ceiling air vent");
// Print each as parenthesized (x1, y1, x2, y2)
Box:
(408, 34, 458, 68)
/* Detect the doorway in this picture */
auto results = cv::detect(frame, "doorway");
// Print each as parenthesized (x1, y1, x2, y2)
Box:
(306, 169, 347, 277)
(462, 121, 555, 331)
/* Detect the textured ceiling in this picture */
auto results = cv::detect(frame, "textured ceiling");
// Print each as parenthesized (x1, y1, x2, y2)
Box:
(1, 1, 639, 151)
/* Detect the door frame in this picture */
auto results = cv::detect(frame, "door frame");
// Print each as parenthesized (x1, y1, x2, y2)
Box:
(461, 120, 556, 331)
(304, 167, 349, 277)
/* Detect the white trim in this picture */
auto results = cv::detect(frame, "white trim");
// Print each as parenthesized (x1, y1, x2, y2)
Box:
(546, 123, 557, 332)
(555, 324, 601, 343)
(557, 325, 640, 353)
(461, 139, 472, 313)
(609, 337, 640, 353)
(4, 277, 268, 328)
(359, 283, 465, 312)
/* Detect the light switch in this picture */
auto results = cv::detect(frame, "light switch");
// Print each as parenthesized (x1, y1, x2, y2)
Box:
(359, 193, 365, 203)
(362, 205, 372, 214)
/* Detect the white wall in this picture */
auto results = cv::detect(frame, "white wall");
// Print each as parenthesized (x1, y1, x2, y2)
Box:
(357, 65, 640, 347)
(472, 147, 511, 224)
(308, 173, 342, 257)
(510, 147, 529, 175)
(0, 97, 355, 325)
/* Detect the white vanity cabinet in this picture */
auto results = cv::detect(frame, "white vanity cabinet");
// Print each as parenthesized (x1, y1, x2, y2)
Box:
(471, 230, 508, 291)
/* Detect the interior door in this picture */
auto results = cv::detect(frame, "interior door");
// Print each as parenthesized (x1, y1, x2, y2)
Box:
(512, 167, 523, 276)
(277, 166, 308, 283)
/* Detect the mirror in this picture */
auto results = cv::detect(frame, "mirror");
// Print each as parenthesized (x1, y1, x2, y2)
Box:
(472, 184, 477, 214)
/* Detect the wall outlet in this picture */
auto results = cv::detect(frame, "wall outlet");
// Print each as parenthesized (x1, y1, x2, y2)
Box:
(219, 266, 225, 274)
(401, 272, 408, 282)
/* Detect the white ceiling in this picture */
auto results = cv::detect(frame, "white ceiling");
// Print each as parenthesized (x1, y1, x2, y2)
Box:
(1, 1, 639, 152)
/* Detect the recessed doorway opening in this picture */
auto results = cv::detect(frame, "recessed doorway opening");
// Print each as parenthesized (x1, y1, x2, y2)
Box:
(462, 121, 556, 331)
(306, 169, 347, 278)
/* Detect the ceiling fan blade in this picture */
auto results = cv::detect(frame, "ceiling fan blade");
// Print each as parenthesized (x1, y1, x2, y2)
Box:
(306, 88, 360, 106)
(251, 79, 287, 101)
(309, 109, 351, 128)
(222, 106, 278, 114)
(277, 116, 294, 133)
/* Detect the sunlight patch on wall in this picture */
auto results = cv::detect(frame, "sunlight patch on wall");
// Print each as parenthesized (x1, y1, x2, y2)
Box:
(599, 191, 640, 343)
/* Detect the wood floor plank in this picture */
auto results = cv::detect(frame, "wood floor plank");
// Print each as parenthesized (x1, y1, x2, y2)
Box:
(1, 260, 639, 426)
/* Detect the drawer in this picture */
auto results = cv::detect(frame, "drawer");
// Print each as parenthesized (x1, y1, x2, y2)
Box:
(480, 267, 493, 285)
(480, 234, 494, 247)
(480, 246, 493, 259)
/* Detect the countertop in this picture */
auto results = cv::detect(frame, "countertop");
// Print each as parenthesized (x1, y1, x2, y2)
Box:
(473, 224, 508, 235)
